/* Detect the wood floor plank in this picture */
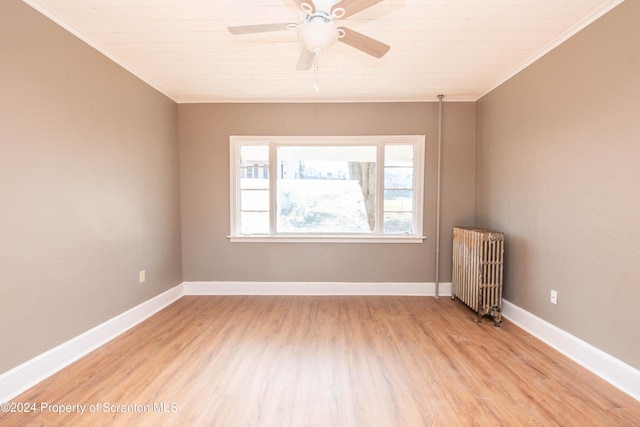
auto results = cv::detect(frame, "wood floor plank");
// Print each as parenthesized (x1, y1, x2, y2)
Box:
(1, 296, 639, 426)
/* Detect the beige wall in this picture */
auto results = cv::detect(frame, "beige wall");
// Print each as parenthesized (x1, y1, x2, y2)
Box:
(0, 1, 182, 373)
(178, 102, 476, 283)
(476, 1, 639, 369)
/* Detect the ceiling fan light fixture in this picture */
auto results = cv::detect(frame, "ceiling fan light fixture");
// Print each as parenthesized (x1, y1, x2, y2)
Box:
(297, 19, 339, 53)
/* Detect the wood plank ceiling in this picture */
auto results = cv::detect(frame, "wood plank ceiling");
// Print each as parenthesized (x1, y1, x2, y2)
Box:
(23, 0, 622, 103)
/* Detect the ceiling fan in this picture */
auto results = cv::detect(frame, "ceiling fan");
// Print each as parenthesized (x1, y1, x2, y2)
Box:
(227, 0, 390, 72)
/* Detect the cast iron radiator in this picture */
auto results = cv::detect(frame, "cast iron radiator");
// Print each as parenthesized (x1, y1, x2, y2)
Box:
(452, 226, 505, 326)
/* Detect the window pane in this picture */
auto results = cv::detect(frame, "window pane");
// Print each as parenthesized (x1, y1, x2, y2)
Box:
(240, 145, 269, 179)
(240, 189, 269, 211)
(384, 212, 413, 234)
(240, 212, 269, 234)
(384, 190, 413, 212)
(277, 146, 376, 233)
(277, 180, 371, 232)
(383, 144, 415, 235)
(384, 144, 413, 167)
(240, 145, 268, 162)
(240, 178, 268, 190)
(239, 145, 269, 234)
(384, 167, 413, 189)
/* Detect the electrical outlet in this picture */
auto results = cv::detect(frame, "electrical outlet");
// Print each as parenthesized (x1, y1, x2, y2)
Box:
(139, 270, 146, 283)
(550, 289, 558, 305)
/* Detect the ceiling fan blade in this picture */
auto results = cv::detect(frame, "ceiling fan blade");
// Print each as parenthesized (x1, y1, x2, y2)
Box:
(333, 0, 384, 19)
(228, 23, 296, 35)
(296, 47, 315, 71)
(338, 27, 390, 58)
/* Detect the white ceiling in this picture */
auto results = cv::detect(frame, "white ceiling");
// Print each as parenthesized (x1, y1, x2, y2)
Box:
(23, 0, 622, 103)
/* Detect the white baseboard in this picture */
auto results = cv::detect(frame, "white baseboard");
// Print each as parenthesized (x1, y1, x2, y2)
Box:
(502, 299, 640, 401)
(0, 284, 184, 404)
(183, 281, 452, 296)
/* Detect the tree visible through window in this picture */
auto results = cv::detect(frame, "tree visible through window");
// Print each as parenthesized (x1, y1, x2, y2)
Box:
(230, 136, 425, 242)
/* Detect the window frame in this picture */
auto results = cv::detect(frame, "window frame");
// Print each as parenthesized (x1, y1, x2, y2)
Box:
(229, 135, 426, 243)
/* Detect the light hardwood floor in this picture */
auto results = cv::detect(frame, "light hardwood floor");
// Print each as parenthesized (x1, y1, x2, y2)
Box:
(2, 296, 639, 426)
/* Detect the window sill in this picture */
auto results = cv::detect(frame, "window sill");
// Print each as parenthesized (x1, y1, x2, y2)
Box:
(228, 235, 427, 244)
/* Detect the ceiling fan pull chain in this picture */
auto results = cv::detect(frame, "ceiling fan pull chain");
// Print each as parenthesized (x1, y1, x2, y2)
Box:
(313, 48, 320, 92)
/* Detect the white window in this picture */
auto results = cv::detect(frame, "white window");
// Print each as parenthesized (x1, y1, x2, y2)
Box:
(229, 135, 425, 243)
